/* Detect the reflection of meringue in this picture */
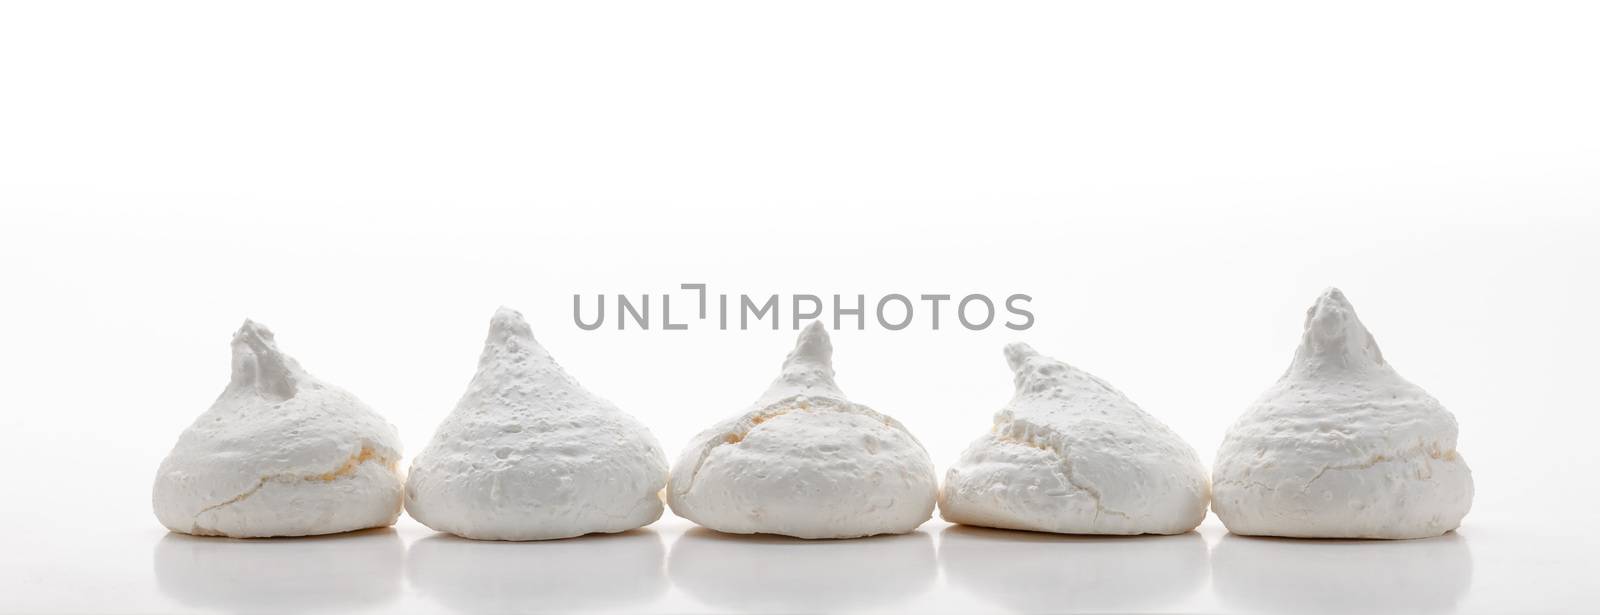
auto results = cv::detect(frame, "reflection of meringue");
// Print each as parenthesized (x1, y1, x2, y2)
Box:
(406, 308, 668, 541)
(1213, 532, 1473, 613)
(152, 321, 404, 538)
(939, 525, 1207, 613)
(667, 323, 938, 539)
(407, 530, 667, 612)
(1213, 289, 1474, 539)
(154, 528, 402, 611)
(941, 344, 1208, 535)
(669, 527, 935, 611)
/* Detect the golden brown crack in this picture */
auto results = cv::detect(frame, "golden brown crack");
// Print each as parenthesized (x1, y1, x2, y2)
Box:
(192, 446, 395, 520)
(679, 397, 898, 496)
(309, 447, 390, 482)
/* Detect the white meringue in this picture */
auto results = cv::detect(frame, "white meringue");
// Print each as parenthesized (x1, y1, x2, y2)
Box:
(152, 321, 404, 538)
(667, 322, 937, 539)
(1212, 288, 1474, 539)
(939, 343, 1209, 535)
(405, 307, 668, 540)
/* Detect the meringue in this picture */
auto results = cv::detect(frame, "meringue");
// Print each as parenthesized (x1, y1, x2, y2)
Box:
(405, 307, 669, 540)
(667, 322, 938, 539)
(939, 344, 1209, 535)
(152, 321, 404, 538)
(1212, 288, 1474, 539)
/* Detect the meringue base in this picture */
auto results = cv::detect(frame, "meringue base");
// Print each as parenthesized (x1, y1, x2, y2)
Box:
(156, 459, 403, 538)
(1213, 449, 1473, 540)
(940, 432, 1207, 536)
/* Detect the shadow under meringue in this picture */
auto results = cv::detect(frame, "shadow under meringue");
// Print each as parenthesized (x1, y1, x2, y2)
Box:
(668, 527, 937, 612)
(1212, 531, 1474, 614)
(406, 528, 667, 613)
(153, 527, 403, 613)
(938, 525, 1209, 613)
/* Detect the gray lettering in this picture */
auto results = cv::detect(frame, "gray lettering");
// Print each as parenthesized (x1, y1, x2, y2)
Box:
(792, 294, 822, 329)
(834, 294, 865, 330)
(1005, 294, 1034, 330)
(681, 283, 708, 318)
(573, 295, 605, 331)
(741, 294, 779, 330)
(877, 294, 913, 331)
(921, 294, 951, 330)
(618, 295, 649, 330)
(958, 294, 995, 330)
(663, 294, 687, 330)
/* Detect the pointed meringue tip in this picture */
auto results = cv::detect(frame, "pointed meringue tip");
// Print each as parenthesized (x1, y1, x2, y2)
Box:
(227, 319, 298, 394)
(1295, 287, 1385, 368)
(787, 321, 833, 367)
(1303, 287, 1359, 333)
(1315, 287, 1352, 310)
(488, 306, 534, 338)
(1003, 342, 1038, 372)
(231, 319, 279, 353)
(234, 318, 272, 339)
(760, 321, 843, 403)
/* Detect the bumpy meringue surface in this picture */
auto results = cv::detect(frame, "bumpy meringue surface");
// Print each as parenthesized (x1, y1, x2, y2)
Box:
(152, 321, 404, 538)
(1212, 288, 1473, 539)
(668, 322, 937, 539)
(405, 308, 668, 540)
(940, 343, 1209, 535)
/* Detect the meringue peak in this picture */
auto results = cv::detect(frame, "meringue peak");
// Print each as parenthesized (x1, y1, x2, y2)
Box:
(759, 322, 844, 405)
(489, 306, 534, 340)
(465, 307, 590, 408)
(1003, 342, 1105, 398)
(228, 319, 301, 400)
(1002, 342, 1039, 372)
(786, 321, 833, 369)
(1291, 288, 1387, 374)
(478, 306, 558, 366)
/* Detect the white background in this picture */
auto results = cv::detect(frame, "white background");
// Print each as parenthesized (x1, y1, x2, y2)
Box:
(2, 1, 1597, 613)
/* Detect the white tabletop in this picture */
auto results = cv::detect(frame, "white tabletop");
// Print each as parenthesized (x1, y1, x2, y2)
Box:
(2, 511, 1591, 614)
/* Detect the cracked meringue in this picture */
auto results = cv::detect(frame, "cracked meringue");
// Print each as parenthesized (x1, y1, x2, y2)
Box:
(405, 307, 669, 540)
(667, 322, 937, 539)
(1212, 288, 1474, 539)
(152, 321, 404, 538)
(939, 343, 1209, 535)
